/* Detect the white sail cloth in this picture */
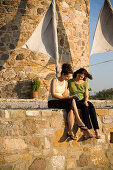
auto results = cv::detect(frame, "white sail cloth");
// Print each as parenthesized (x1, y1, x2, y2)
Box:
(22, 0, 59, 72)
(90, 0, 113, 55)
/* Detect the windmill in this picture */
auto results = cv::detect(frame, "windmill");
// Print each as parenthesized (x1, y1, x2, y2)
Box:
(22, 0, 60, 76)
(90, 0, 113, 55)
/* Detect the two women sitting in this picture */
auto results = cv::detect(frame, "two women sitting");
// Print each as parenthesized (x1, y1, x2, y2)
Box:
(48, 63, 100, 140)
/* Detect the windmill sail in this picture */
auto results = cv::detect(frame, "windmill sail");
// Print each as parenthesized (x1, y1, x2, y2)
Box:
(90, 0, 113, 55)
(22, 0, 59, 73)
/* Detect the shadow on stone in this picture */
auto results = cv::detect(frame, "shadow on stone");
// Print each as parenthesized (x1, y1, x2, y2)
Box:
(45, 3, 72, 68)
(0, 0, 28, 70)
(58, 127, 68, 142)
(0, 79, 31, 99)
(58, 116, 79, 142)
(77, 135, 88, 142)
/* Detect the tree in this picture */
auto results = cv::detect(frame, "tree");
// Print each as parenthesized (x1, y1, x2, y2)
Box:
(90, 88, 113, 100)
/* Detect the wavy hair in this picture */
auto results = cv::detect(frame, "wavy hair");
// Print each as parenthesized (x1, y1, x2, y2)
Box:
(61, 63, 73, 75)
(73, 68, 93, 80)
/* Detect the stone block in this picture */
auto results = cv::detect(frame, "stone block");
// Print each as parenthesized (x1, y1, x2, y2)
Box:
(22, 118, 37, 135)
(96, 109, 108, 116)
(96, 134, 106, 144)
(37, 8, 44, 14)
(4, 110, 9, 119)
(0, 43, 4, 47)
(4, 154, 20, 162)
(9, 44, 15, 49)
(8, 110, 25, 119)
(67, 147, 82, 153)
(22, 155, 32, 161)
(109, 109, 113, 116)
(28, 158, 46, 170)
(102, 115, 113, 124)
(0, 157, 3, 163)
(40, 128, 54, 136)
(41, 109, 52, 116)
(7, 7, 15, 12)
(26, 110, 40, 117)
(44, 137, 50, 149)
(90, 147, 108, 166)
(51, 155, 65, 170)
(0, 110, 5, 118)
(53, 148, 67, 155)
(103, 125, 113, 133)
(83, 147, 89, 152)
(2, 70, 16, 79)
(25, 137, 41, 149)
(76, 153, 88, 167)
(16, 54, 24, 60)
(13, 161, 28, 170)
(61, 1, 69, 8)
(0, 165, 13, 170)
(107, 150, 113, 164)
(74, 4, 81, 10)
(66, 160, 75, 169)
(49, 115, 63, 128)
(3, 139, 27, 150)
(69, 140, 79, 147)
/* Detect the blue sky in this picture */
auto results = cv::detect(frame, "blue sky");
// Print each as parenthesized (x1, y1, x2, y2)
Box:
(89, 0, 113, 93)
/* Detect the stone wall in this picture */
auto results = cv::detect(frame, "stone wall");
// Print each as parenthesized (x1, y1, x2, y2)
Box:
(0, 100, 113, 170)
(0, 0, 90, 99)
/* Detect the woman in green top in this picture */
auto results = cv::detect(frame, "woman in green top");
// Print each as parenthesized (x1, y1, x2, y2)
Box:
(68, 68, 101, 139)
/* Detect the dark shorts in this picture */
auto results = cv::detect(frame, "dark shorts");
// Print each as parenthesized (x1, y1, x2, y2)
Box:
(48, 98, 74, 113)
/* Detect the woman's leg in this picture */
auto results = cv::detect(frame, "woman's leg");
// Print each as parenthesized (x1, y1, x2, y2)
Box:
(72, 99, 93, 138)
(68, 109, 74, 133)
(88, 102, 101, 139)
(72, 99, 87, 126)
(76, 100, 92, 129)
(67, 109, 77, 139)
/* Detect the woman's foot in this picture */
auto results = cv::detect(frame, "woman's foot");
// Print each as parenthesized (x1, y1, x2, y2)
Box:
(77, 125, 88, 130)
(77, 121, 88, 130)
(95, 130, 101, 139)
(67, 131, 77, 140)
(84, 130, 94, 139)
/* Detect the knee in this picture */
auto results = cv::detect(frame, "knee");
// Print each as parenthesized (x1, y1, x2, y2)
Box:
(68, 109, 74, 116)
(72, 98, 76, 105)
(88, 101, 94, 108)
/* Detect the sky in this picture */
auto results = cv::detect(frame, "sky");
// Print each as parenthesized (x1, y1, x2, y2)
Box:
(89, 0, 113, 94)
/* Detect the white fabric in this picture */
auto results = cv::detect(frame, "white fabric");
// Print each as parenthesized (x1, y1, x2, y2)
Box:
(90, 0, 113, 55)
(22, 0, 59, 72)
(48, 78, 66, 101)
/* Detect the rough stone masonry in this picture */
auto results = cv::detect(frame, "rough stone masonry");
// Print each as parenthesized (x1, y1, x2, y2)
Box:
(0, 99, 113, 170)
(0, 0, 90, 99)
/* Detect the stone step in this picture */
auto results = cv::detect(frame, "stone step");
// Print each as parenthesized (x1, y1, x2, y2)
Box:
(0, 99, 113, 109)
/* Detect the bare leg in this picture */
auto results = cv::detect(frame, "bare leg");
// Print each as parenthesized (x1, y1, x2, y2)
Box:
(67, 109, 76, 140)
(72, 99, 93, 137)
(68, 109, 74, 134)
(72, 99, 85, 125)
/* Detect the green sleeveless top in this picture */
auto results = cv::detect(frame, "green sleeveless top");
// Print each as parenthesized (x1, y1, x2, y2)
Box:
(68, 79, 89, 100)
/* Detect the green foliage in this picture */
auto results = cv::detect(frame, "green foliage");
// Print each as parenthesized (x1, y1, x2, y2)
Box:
(30, 79, 41, 92)
(88, 88, 92, 91)
(90, 88, 113, 100)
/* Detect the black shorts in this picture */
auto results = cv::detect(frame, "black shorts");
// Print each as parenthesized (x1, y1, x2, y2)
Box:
(48, 98, 74, 113)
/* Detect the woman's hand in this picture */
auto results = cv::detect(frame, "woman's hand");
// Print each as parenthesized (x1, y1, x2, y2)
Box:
(66, 96, 73, 99)
(84, 100, 88, 106)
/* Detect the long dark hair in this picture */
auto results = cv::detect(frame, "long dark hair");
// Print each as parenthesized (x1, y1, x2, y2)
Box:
(73, 68, 93, 80)
(61, 63, 73, 75)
